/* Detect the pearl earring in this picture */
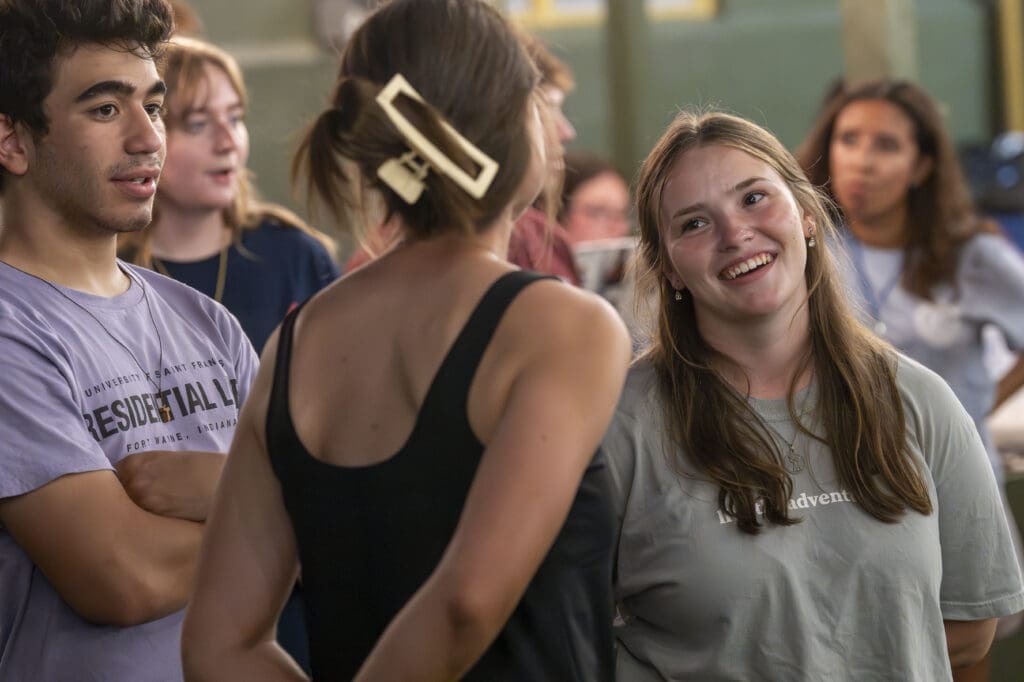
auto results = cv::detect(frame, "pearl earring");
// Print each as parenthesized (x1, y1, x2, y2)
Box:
(674, 290, 683, 301)
(807, 235, 817, 248)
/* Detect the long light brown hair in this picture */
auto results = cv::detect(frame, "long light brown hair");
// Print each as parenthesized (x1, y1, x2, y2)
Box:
(126, 36, 336, 265)
(796, 79, 997, 299)
(635, 111, 932, 534)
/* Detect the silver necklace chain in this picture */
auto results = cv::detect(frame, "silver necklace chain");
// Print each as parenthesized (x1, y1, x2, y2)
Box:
(759, 391, 813, 475)
(2, 260, 173, 423)
(762, 418, 805, 474)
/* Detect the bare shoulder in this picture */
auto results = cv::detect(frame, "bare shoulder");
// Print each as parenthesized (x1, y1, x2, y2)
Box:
(500, 278, 632, 363)
(514, 277, 629, 329)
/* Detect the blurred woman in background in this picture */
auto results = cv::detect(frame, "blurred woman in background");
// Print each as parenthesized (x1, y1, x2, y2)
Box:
(506, 34, 583, 285)
(559, 150, 631, 245)
(126, 37, 339, 353)
(558, 151, 638, 332)
(798, 80, 1024, 646)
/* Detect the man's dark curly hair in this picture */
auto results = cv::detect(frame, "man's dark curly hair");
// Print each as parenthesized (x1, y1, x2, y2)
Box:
(0, 0, 175, 190)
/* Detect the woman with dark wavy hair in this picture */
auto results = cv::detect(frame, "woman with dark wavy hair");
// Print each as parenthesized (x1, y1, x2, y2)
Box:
(181, 0, 630, 679)
(798, 80, 1024, 646)
(797, 80, 1024, 467)
(606, 109, 1023, 680)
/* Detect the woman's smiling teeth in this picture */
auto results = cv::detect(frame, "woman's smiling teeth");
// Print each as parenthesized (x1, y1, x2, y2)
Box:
(720, 253, 774, 280)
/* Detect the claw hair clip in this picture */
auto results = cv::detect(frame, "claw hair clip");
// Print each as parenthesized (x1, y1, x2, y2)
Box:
(375, 74, 499, 204)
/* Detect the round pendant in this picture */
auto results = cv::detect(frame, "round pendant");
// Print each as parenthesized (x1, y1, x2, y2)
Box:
(873, 320, 887, 336)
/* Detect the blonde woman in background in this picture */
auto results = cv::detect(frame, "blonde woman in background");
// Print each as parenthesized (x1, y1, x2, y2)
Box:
(125, 37, 339, 353)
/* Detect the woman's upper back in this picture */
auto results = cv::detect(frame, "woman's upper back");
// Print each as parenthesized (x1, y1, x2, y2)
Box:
(287, 241, 553, 464)
(265, 238, 628, 679)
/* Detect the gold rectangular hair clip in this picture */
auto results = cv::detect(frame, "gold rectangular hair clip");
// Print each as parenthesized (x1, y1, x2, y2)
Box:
(375, 73, 500, 204)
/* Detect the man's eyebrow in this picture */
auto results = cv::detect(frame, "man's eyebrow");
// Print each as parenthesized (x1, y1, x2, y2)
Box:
(75, 80, 134, 102)
(75, 79, 167, 102)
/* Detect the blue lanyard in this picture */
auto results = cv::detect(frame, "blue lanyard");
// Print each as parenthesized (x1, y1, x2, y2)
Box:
(843, 232, 903, 331)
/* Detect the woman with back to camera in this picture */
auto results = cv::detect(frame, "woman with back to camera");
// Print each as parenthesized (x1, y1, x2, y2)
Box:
(798, 80, 1024, 642)
(605, 110, 1024, 680)
(125, 36, 339, 353)
(180, 1, 631, 680)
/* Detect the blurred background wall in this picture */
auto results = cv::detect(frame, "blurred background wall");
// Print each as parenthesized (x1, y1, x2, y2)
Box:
(185, 0, 999, 225)
(536, 0, 990, 169)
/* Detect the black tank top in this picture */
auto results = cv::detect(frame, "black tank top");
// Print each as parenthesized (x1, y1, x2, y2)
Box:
(267, 270, 616, 680)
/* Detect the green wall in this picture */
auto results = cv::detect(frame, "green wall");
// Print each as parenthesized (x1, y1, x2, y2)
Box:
(539, 0, 991, 179)
(190, 0, 994, 236)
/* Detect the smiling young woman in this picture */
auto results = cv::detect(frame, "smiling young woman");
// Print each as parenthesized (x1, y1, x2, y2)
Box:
(604, 110, 1024, 681)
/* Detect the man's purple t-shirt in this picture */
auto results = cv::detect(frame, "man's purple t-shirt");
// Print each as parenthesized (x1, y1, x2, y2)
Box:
(0, 261, 259, 681)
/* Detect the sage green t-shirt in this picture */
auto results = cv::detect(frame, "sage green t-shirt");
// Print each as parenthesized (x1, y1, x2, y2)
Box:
(605, 357, 1024, 681)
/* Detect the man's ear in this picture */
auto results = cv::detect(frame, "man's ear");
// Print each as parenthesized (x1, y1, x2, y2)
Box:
(0, 115, 31, 178)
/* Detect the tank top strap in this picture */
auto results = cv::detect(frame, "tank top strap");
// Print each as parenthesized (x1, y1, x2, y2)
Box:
(266, 299, 309, 477)
(419, 270, 556, 423)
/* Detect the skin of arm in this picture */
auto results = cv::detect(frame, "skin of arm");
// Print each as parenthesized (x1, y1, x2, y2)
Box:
(0, 470, 204, 626)
(116, 449, 226, 522)
(353, 285, 631, 681)
(181, 330, 309, 682)
(991, 355, 1024, 413)
(944, 618, 998, 669)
